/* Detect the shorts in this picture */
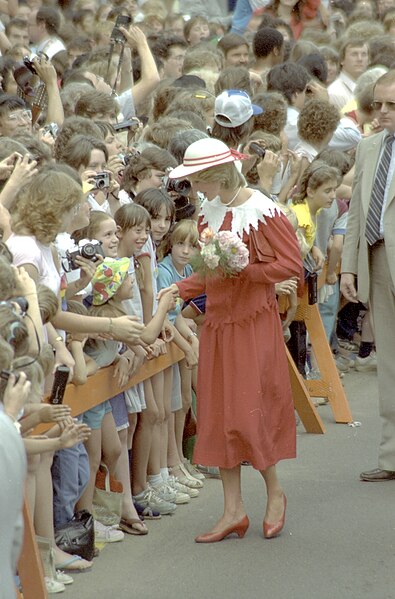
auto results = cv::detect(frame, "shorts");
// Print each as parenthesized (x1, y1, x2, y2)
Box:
(171, 363, 182, 412)
(124, 382, 146, 414)
(82, 400, 112, 430)
(185, 293, 206, 315)
(110, 393, 129, 431)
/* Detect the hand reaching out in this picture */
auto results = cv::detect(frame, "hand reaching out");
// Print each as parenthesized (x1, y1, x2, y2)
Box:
(59, 422, 91, 448)
(39, 403, 72, 423)
(3, 372, 31, 422)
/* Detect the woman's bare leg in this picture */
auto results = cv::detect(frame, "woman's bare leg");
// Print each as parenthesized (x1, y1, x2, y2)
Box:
(201, 465, 246, 533)
(259, 464, 285, 523)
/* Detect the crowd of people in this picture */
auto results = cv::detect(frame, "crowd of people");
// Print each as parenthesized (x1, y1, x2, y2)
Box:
(0, 0, 394, 596)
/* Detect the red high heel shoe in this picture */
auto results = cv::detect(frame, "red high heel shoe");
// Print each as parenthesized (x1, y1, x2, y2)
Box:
(263, 495, 287, 539)
(195, 515, 249, 543)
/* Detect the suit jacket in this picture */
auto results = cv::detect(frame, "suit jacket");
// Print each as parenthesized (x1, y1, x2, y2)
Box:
(341, 129, 395, 303)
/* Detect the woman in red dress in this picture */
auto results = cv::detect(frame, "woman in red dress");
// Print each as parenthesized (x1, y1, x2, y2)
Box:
(159, 139, 302, 542)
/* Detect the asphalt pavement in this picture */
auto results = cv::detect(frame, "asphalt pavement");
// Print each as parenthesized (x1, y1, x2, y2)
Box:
(65, 368, 395, 599)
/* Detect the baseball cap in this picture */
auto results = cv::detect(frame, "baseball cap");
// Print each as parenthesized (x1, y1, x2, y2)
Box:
(214, 89, 264, 128)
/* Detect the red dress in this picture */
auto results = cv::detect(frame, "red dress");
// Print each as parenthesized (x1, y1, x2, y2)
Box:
(176, 191, 303, 470)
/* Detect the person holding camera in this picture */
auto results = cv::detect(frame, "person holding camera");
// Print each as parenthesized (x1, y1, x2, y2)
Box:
(57, 134, 117, 215)
(6, 170, 145, 359)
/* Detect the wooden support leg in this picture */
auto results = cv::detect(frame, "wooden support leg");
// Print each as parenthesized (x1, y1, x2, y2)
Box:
(286, 346, 326, 434)
(18, 499, 48, 599)
(304, 304, 353, 424)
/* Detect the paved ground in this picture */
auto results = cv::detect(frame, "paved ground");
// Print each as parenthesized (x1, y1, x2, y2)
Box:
(65, 369, 395, 599)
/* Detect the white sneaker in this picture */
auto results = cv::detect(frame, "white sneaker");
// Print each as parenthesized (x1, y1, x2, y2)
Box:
(355, 352, 377, 372)
(55, 571, 73, 585)
(45, 577, 65, 594)
(169, 475, 199, 498)
(133, 487, 177, 515)
(155, 481, 190, 505)
(94, 520, 124, 543)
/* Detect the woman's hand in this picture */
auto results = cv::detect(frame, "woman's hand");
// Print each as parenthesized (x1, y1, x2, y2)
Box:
(0, 152, 20, 180)
(53, 344, 75, 381)
(5, 153, 38, 189)
(158, 289, 177, 313)
(326, 272, 338, 285)
(39, 403, 72, 423)
(311, 246, 325, 271)
(107, 155, 124, 182)
(13, 265, 37, 297)
(160, 320, 174, 342)
(72, 255, 101, 288)
(184, 346, 198, 369)
(157, 284, 179, 302)
(275, 277, 298, 296)
(256, 150, 281, 188)
(3, 372, 31, 422)
(112, 315, 145, 344)
(59, 422, 91, 448)
(113, 356, 130, 387)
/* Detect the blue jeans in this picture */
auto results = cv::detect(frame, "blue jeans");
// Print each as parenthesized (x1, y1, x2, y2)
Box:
(230, 0, 253, 34)
(52, 443, 90, 528)
(319, 282, 340, 343)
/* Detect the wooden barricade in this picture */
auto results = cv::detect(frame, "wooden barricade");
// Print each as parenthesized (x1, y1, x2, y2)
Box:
(18, 343, 184, 599)
(293, 291, 353, 424)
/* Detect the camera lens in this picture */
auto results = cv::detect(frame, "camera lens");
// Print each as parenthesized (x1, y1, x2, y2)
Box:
(81, 243, 95, 259)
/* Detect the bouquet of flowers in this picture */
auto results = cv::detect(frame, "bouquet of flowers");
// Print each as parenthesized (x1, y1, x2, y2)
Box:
(192, 228, 249, 278)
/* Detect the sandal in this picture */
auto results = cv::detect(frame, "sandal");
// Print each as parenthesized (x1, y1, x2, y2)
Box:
(54, 555, 92, 573)
(119, 518, 148, 535)
(133, 500, 161, 520)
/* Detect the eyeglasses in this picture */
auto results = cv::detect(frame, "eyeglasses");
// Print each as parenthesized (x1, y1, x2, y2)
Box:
(8, 109, 32, 122)
(372, 101, 395, 111)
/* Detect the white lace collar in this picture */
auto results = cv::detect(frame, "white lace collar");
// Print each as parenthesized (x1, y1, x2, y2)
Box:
(200, 190, 281, 238)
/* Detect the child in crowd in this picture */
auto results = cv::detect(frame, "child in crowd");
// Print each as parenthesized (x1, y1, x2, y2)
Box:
(134, 189, 201, 492)
(157, 220, 204, 484)
(291, 161, 341, 269)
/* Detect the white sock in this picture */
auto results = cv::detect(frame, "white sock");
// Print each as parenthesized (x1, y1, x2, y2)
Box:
(148, 473, 163, 488)
(160, 467, 169, 482)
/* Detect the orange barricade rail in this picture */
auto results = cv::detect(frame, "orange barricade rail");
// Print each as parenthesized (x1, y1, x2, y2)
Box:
(18, 342, 184, 599)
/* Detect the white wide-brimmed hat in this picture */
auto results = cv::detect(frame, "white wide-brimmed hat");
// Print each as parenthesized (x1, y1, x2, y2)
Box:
(168, 138, 249, 179)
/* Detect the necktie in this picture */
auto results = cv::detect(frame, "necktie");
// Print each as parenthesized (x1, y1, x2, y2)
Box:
(365, 135, 394, 245)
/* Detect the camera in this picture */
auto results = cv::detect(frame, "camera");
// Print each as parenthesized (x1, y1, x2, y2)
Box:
(64, 239, 104, 272)
(43, 122, 59, 138)
(0, 296, 29, 315)
(0, 369, 20, 384)
(93, 172, 110, 190)
(113, 118, 140, 132)
(162, 169, 191, 197)
(110, 15, 132, 44)
(249, 142, 266, 159)
(118, 153, 131, 167)
(23, 55, 38, 75)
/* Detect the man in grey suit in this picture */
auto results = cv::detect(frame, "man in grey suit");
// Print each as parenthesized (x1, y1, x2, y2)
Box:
(341, 69, 395, 481)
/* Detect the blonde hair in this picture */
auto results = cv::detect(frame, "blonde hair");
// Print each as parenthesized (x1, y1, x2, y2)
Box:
(11, 172, 84, 243)
(190, 161, 245, 190)
(159, 219, 199, 260)
(12, 355, 44, 403)
(74, 210, 114, 243)
(37, 284, 59, 324)
(0, 255, 15, 300)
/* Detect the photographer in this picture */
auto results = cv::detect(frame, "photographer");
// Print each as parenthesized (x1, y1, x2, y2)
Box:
(56, 134, 116, 214)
